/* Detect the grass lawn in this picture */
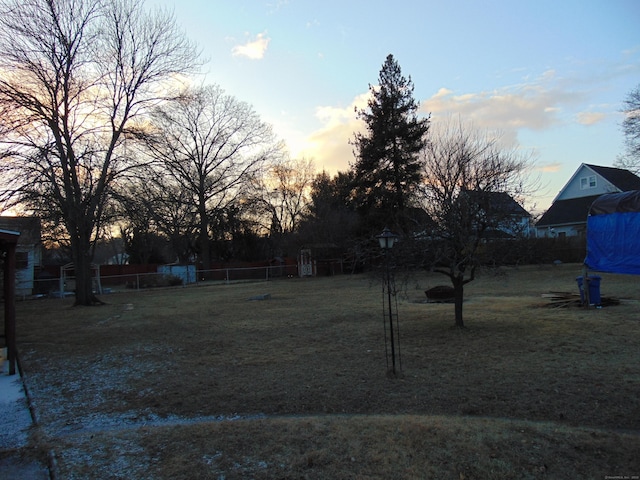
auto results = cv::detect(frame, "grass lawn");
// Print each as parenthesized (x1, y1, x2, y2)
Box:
(10, 263, 640, 479)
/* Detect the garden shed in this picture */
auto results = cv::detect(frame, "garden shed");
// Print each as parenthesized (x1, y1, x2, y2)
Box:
(59, 263, 103, 297)
(584, 190, 640, 275)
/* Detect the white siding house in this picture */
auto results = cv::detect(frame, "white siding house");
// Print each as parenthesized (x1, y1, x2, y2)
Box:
(536, 164, 640, 238)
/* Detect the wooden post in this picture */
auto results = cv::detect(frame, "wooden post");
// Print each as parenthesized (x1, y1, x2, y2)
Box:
(582, 265, 590, 308)
(4, 241, 17, 375)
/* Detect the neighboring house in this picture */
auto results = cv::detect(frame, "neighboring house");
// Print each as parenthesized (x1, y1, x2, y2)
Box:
(0, 216, 42, 296)
(536, 164, 640, 238)
(464, 190, 532, 238)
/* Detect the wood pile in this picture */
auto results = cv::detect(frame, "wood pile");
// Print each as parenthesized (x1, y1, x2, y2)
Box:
(541, 291, 620, 308)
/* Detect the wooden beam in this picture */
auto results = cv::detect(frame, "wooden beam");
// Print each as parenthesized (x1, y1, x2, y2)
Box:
(1, 229, 20, 376)
(4, 241, 17, 375)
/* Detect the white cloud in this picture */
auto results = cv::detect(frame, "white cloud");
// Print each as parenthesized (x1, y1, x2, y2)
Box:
(421, 86, 575, 132)
(292, 69, 605, 176)
(538, 162, 563, 173)
(296, 92, 371, 173)
(576, 111, 607, 125)
(231, 32, 270, 60)
(433, 87, 453, 98)
(420, 67, 598, 136)
(297, 79, 571, 174)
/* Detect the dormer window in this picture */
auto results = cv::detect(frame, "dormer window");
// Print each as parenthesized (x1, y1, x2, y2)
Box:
(580, 175, 596, 190)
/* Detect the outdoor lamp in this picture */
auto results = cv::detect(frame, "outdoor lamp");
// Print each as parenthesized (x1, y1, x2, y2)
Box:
(377, 227, 398, 250)
(377, 226, 401, 375)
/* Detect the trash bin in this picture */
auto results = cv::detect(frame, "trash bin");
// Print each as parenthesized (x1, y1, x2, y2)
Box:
(576, 275, 602, 305)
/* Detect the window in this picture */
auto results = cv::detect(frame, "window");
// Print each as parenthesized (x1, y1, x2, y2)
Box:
(580, 175, 596, 190)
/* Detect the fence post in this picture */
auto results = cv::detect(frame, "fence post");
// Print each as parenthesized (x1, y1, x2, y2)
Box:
(136, 273, 140, 290)
(226, 269, 229, 285)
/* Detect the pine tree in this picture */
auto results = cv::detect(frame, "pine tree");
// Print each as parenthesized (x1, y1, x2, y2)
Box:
(352, 54, 430, 233)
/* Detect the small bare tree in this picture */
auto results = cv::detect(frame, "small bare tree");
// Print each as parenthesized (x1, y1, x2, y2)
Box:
(254, 158, 315, 236)
(419, 119, 533, 328)
(0, 0, 199, 304)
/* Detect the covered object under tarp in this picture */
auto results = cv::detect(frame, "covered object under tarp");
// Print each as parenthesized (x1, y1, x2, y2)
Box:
(584, 190, 640, 275)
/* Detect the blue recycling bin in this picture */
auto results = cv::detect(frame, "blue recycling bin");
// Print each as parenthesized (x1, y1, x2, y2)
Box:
(576, 275, 602, 305)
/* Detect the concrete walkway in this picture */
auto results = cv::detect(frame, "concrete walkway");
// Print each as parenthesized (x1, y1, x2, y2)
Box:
(0, 362, 50, 479)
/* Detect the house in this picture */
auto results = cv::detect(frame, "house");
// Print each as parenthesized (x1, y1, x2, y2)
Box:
(536, 164, 640, 238)
(0, 216, 42, 296)
(463, 190, 532, 238)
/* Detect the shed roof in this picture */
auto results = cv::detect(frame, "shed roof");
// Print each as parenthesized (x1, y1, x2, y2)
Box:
(0, 228, 20, 245)
(0, 217, 41, 245)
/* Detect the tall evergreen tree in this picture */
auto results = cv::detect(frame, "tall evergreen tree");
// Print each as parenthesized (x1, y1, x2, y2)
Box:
(352, 54, 430, 234)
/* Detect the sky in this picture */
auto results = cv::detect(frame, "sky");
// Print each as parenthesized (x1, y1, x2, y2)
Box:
(147, 0, 640, 212)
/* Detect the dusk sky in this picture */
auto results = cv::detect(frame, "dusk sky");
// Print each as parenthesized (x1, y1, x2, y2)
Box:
(148, 0, 640, 212)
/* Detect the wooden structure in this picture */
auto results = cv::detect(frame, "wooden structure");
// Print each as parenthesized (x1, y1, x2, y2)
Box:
(297, 249, 316, 277)
(0, 228, 20, 375)
(59, 262, 102, 297)
(0, 216, 42, 296)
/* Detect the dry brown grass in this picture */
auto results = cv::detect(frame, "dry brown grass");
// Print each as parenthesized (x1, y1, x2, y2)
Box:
(14, 263, 640, 479)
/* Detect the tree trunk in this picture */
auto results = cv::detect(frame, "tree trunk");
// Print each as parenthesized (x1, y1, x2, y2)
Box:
(71, 227, 103, 306)
(198, 201, 211, 279)
(453, 278, 465, 328)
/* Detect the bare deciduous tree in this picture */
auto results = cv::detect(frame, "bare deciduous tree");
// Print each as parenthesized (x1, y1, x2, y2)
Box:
(0, 0, 199, 304)
(616, 84, 640, 173)
(419, 119, 533, 328)
(142, 84, 284, 271)
(255, 158, 315, 236)
(114, 170, 197, 264)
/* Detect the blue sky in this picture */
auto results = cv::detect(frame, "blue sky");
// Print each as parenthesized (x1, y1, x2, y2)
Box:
(148, 0, 640, 212)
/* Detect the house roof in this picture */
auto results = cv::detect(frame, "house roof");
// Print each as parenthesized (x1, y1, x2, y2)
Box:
(0, 217, 41, 246)
(463, 190, 530, 217)
(585, 164, 640, 191)
(536, 195, 601, 227)
(0, 229, 20, 247)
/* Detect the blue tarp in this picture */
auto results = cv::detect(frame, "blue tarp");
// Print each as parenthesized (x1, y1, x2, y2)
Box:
(158, 264, 196, 284)
(585, 191, 640, 275)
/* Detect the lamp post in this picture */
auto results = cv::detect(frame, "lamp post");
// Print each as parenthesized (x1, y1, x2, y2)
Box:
(377, 227, 400, 375)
